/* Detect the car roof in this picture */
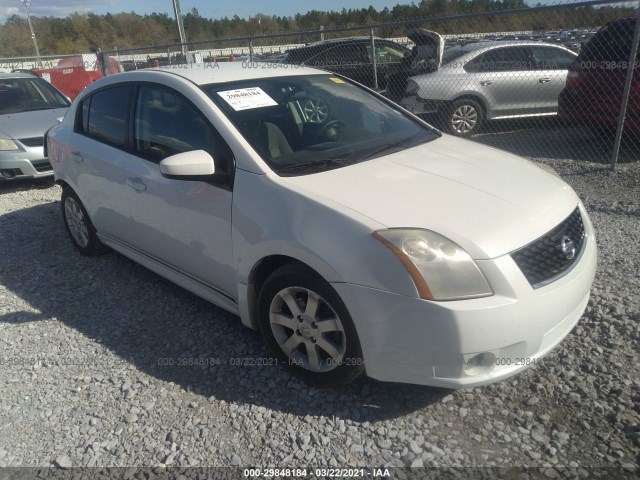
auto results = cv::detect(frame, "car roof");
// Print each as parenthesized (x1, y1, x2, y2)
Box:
(123, 62, 326, 85)
(0, 72, 39, 79)
(447, 40, 576, 55)
(304, 36, 390, 46)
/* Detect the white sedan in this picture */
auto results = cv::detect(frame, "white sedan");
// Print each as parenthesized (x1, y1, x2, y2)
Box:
(47, 63, 596, 388)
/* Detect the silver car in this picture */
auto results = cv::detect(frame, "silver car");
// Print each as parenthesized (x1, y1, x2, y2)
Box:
(401, 41, 577, 136)
(0, 72, 70, 180)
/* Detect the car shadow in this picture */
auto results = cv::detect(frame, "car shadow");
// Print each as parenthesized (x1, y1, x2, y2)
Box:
(470, 119, 640, 165)
(0, 200, 449, 421)
(0, 176, 55, 194)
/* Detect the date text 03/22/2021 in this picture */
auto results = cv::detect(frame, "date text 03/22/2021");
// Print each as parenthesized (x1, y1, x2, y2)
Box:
(243, 468, 392, 478)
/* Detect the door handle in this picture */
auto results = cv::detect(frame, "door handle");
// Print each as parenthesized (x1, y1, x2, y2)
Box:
(126, 177, 147, 192)
(539, 78, 551, 84)
(71, 151, 83, 163)
(480, 80, 493, 86)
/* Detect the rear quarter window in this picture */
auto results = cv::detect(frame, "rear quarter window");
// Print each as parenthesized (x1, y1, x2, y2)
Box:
(76, 85, 133, 148)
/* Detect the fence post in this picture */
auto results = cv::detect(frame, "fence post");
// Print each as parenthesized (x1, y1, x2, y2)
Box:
(249, 38, 254, 62)
(370, 28, 379, 91)
(611, 5, 640, 171)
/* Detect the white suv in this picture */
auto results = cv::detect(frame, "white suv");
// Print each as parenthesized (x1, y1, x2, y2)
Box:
(47, 63, 596, 388)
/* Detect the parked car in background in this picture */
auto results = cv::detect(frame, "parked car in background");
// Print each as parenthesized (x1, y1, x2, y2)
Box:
(0, 72, 69, 180)
(558, 17, 639, 135)
(30, 53, 123, 100)
(282, 29, 444, 97)
(282, 35, 412, 92)
(48, 63, 596, 388)
(401, 41, 577, 136)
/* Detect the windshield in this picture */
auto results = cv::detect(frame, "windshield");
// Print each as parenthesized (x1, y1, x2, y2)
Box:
(203, 74, 438, 175)
(0, 77, 69, 115)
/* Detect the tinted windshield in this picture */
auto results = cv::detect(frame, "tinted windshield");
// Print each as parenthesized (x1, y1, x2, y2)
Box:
(0, 77, 69, 114)
(203, 74, 438, 175)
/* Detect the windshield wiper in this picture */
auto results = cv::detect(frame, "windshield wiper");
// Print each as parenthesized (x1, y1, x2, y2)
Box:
(277, 157, 353, 174)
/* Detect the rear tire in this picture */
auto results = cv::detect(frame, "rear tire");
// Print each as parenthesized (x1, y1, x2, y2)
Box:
(446, 98, 484, 137)
(61, 187, 109, 256)
(257, 264, 364, 387)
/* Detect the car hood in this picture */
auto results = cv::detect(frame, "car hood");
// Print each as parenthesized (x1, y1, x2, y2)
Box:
(0, 108, 67, 141)
(284, 136, 579, 260)
(407, 28, 444, 69)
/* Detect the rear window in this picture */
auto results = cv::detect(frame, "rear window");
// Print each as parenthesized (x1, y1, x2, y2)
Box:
(442, 47, 471, 67)
(578, 19, 636, 64)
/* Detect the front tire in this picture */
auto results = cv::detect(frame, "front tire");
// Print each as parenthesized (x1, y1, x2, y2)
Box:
(257, 265, 364, 387)
(446, 98, 484, 137)
(61, 187, 108, 256)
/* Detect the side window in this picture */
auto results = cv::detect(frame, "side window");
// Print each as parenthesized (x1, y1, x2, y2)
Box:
(366, 43, 407, 64)
(134, 85, 212, 162)
(327, 44, 367, 65)
(134, 85, 234, 182)
(76, 86, 133, 148)
(532, 47, 575, 70)
(466, 47, 532, 72)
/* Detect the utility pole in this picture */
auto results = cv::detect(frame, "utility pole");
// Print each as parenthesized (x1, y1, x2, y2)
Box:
(172, 0, 188, 56)
(21, 0, 42, 66)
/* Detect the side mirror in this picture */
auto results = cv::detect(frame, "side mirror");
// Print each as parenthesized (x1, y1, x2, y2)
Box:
(159, 150, 216, 180)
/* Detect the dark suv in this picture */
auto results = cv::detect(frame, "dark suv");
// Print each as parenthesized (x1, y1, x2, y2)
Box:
(558, 17, 640, 134)
(282, 37, 411, 92)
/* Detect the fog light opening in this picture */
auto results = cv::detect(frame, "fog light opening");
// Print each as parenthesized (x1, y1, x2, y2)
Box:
(464, 352, 496, 376)
(1, 169, 17, 179)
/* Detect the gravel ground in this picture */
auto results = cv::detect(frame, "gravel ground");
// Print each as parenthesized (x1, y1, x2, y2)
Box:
(0, 125, 638, 478)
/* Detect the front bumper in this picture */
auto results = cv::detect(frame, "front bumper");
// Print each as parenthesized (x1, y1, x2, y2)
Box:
(332, 207, 597, 388)
(0, 151, 53, 180)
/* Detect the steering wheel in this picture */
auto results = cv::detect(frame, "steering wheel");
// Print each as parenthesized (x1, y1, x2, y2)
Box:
(315, 120, 346, 141)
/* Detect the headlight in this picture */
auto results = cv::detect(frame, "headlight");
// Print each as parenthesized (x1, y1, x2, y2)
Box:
(406, 79, 419, 95)
(0, 138, 19, 151)
(373, 229, 493, 301)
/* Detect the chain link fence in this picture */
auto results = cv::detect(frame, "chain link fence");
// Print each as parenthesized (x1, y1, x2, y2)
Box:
(2, 0, 639, 169)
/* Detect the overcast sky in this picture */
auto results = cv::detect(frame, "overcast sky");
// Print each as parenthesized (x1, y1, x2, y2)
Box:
(1, 0, 403, 23)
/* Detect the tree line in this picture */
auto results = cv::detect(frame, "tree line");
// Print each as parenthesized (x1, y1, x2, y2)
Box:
(0, 1, 634, 57)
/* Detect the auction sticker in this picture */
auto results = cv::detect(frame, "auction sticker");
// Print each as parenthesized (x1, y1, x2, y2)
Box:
(217, 87, 277, 111)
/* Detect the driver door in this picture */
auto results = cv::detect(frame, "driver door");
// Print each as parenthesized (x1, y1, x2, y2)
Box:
(123, 83, 236, 298)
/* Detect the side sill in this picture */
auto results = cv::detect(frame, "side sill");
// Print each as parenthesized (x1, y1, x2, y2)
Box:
(98, 234, 240, 316)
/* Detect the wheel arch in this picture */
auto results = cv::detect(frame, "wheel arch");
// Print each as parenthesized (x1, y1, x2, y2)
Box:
(242, 254, 327, 330)
(451, 94, 488, 116)
(56, 179, 72, 190)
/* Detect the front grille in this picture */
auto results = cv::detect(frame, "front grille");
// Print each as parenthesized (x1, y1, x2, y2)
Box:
(19, 136, 44, 147)
(511, 207, 586, 288)
(31, 160, 52, 172)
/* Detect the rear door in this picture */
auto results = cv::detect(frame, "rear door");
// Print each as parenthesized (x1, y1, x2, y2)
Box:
(67, 84, 134, 241)
(464, 46, 537, 118)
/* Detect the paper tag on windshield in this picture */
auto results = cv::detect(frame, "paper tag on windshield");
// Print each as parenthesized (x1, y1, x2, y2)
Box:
(217, 87, 277, 111)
